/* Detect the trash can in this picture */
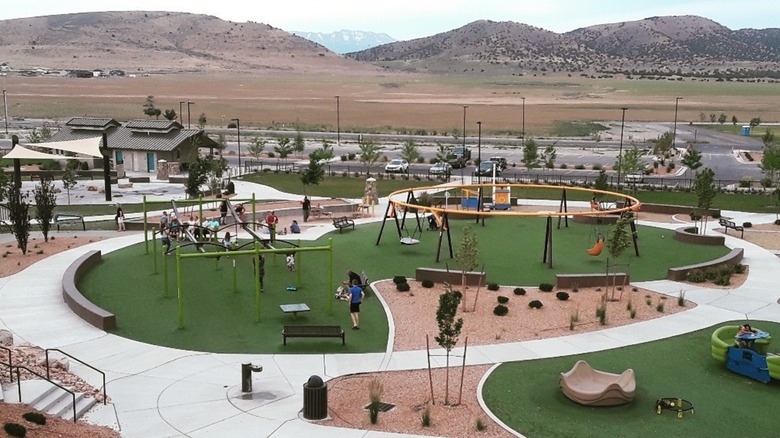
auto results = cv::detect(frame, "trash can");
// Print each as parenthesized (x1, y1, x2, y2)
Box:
(302, 375, 328, 420)
(742, 126, 751, 136)
(241, 363, 263, 393)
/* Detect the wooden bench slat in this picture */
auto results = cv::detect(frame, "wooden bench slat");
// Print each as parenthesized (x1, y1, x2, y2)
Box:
(282, 325, 345, 345)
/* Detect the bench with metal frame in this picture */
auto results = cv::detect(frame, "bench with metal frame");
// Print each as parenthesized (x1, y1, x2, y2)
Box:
(332, 216, 355, 233)
(718, 218, 744, 238)
(54, 213, 86, 231)
(282, 325, 345, 346)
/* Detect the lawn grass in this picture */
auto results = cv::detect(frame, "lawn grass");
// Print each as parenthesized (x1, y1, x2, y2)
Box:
(78, 217, 730, 353)
(241, 172, 436, 198)
(482, 320, 780, 438)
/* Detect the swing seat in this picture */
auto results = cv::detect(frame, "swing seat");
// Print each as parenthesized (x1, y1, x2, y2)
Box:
(587, 239, 604, 256)
(400, 237, 420, 245)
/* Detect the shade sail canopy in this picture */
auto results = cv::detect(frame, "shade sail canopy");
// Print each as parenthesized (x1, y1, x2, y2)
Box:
(3, 144, 62, 160)
(31, 137, 104, 158)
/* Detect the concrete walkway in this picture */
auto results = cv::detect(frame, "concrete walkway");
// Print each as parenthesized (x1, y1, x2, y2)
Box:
(1, 179, 779, 437)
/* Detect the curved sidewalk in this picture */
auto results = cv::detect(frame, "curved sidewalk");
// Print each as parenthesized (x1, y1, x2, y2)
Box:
(1, 187, 779, 437)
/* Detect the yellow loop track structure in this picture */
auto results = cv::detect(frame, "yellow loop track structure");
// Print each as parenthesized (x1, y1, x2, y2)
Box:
(375, 183, 642, 266)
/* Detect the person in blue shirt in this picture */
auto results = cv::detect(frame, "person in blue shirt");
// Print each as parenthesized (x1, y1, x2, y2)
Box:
(348, 279, 365, 330)
(290, 220, 301, 234)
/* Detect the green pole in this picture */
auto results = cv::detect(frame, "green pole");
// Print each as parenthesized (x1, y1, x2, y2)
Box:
(296, 239, 302, 286)
(254, 241, 262, 322)
(152, 228, 158, 274)
(232, 258, 237, 293)
(198, 195, 203, 226)
(176, 246, 184, 329)
(143, 195, 149, 254)
(328, 238, 334, 315)
(252, 193, 256, 232)
(163, 242, 169, 298)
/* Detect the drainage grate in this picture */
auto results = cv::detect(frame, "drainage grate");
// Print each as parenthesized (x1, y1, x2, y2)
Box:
(364, 402, 396, 412)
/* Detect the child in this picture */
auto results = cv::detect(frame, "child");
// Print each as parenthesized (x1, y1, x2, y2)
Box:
(286, 253, 296, 272)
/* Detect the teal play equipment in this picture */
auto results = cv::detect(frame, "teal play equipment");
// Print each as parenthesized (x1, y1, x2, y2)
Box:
(711, 325, 780, 383)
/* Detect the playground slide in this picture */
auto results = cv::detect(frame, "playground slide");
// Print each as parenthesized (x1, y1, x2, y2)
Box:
(170, 200, 206, 253)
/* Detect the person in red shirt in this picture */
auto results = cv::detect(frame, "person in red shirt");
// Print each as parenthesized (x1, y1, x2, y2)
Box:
(266, 211, 278, 241)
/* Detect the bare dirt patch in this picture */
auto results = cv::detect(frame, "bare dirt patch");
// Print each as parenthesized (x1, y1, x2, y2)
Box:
(0, 234, 105, 279)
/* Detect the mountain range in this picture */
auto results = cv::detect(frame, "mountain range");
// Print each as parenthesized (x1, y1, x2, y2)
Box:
(291, 30, 395, 54)
(0, 12, 778, 78)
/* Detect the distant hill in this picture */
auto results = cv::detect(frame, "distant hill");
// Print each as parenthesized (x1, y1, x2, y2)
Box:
(0, 11, 370, 74)
(292, 30, 395, 54)
(349, 16, 780, 78)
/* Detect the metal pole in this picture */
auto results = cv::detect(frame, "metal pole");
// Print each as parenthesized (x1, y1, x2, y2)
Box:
(187, 101, 194, 129)
(521, 96, 526, 148)
(179, 101, 184, 125)
(618, 107, 627, 187)
(335, 95, 340, 147)
(477, 121, 482, 184)
(2, 88, 8, 135)
(673, 96, 682, 148)
(101, 132, 112, 201)
(232, 118, 241, 172)
(462, 105, 467, 150)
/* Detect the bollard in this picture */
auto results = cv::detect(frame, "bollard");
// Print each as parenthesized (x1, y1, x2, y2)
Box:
(302, 375, 328, 420)
(241, 363, 263, 393)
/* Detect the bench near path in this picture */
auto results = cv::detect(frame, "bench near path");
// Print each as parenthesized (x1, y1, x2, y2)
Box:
(332, 216, 355, 233)
(282, 325, 345, 346)
(719, 218, 744, 238)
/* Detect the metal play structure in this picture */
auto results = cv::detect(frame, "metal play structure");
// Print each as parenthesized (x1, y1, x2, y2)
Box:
(376, 183, 642, 267)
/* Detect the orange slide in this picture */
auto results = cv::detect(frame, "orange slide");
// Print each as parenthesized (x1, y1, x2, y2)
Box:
(587, 238, 605, 256)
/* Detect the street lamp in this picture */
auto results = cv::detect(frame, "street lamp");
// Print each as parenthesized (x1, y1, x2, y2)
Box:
(186, 101, 194, 129)
(521, 96, 526, 148)
(179, 101, 185, 125)
(617, 107, 628, 186)
(673, 96, 683, 149)
(231, 118, 241, 173)
(335, 95, 340, 146)
(477, 121, 483, 215)
(462, 105, 468, 151)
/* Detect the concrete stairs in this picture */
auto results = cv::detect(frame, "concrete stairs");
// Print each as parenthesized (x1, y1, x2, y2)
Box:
(1, 379, 98, 422)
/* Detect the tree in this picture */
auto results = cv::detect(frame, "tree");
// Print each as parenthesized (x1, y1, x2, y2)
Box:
(33, 177, 57, 242)
(681, 146, 703, 177)
(7, 183, 31, 255)
(762, 129, 775, 148)
(718, 113, 727, 124)
(61, 167, 77, 205)
(435, 143, 451, 164)
(653, 131, 674, 157)
(27, 128, 43, 143)
(522, 138, 540, 170)
(163, 109, 177, 121)
(293, 129, 305, 153)
(185, 155, 211, 199)
(750, 117, 762, 128)
(709, 113, 716, 123)
(358, 139, 380, 176)
(248, 137, 267, 161)
(434, 285, 463, 406)
(454, 226, 479, 312)
(400, 139, 420, 170)
(300, 158, 325, 195)
(760, 144, 780, 188)
(594, 169, 608, 191)
(309, 140, 334, 164)
(542, 143, 557, 169)
(613, 146, 644, 176)
(143, 95, 161, 119)
(0, 170, 10, 203)
(606, 213, 632, 259)
(694, 168, 717, 235)
(274, 136, 293, 167)
(732, 115, 738, 126)
(197, 113, 207, 129)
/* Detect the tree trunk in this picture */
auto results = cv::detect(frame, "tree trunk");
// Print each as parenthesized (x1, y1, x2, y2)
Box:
(444, 351, 450, 405)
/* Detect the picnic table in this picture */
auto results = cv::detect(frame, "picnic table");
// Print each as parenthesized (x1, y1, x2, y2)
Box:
(279, 303, 311, 318)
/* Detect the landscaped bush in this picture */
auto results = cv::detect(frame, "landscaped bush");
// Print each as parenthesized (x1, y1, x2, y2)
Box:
(497, 295, 509, 304)
(487, 283, 500, 291)
(555, 291, 570, 301)
(538, 283, 554, 292)
(714, 275, 731, 286)
(733, 263, 746, 274)
(574, 164, 586, 170)
(493, 304, 509, 316)
(421, 279, 434, 288)
(392, 276, 407, 284)
(687, 269, 707, 283)
(22, 413, 45, 425)
(396, 282, 411, 292)
(743, 222, 752, 228)
(528, 300, 543, 309)
(3, 423, 26, 438)
(513, 287, 526, 295)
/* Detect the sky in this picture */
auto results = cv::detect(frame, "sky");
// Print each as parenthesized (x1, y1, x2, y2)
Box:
(1, 0, 778, 41)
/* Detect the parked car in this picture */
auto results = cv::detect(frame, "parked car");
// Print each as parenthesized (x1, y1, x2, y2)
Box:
(475, 160, 501, 176)
(429, 161, 453, 176)
(452, 146, 471, 160)
(487, 156, 508, 171)
(384, 159, 409, 173)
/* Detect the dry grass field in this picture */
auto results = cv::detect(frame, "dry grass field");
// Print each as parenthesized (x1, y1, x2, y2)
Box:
(5, 71, 780, 135)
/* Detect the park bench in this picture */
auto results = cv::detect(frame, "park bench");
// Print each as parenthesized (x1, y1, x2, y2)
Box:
(718, 218, 744, 238)
(54, 213, 86, 231)
(282, 325, 345, 346)
(332, 216, 355, 233)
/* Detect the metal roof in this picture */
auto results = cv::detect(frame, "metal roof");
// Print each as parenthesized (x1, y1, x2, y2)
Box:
(65, 117, 121, 129)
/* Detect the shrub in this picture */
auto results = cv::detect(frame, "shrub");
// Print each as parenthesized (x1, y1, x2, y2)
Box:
(743, 222, 752, 228)
(497, 296, 509, 304)
(487, 282, 499, 291)
(656, 301, 665, 313)
(475, 418, 487, 431)
(396, 282, 411, 292)
(392, 276, 407, 284)
(538, 283, 554, 292)
(592, 163, 602, 170)
(513, 287, 526, 295)
(21, 413, 45, 426)
(493, 304, 509, 316)
(575, 164, 585, 170)
(686, 269, 707, 283)
(421, 407, 431, 427)
(677, 290, 686, 307)
(3, 423, 26, 438)
(714, 275, 731, 286)
(556, 291, 570, 301)
(528, 300, 543, 309)
(733, 263, 746, 274)
(421, 279, 434, 288)
(559, 163, 568, 169)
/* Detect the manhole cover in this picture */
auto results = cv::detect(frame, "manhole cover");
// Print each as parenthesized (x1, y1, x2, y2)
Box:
(364, 402, 395, 412)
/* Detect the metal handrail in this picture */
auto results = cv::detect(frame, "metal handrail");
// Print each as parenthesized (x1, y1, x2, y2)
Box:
(14, 365, 77, 422)
(0, 345, 12, 382)
(45, 348, 106, 405)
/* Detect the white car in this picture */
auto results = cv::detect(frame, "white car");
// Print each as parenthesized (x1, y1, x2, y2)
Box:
(384, 159, 409, 173)
(429, 161, 453, 176)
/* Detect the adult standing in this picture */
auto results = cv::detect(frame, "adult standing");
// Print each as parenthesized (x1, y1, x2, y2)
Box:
(115, 205, 125, 232)
(266, 211, 279, 242)
(302, 196, 311, 222)
(348, 279, 365, 330)
(219, 200, 229, 225)
(159, 211, 169, 231)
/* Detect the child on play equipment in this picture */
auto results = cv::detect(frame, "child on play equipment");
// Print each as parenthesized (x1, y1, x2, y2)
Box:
(286, 253, 296, 271)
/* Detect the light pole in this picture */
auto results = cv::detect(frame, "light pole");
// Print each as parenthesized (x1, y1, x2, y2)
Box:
(231, 118, 241, 172)
(477, 121, 483, 215)
(186, 101, 194, 129)
(462, 105, 468, 150)
(179, 101, 185, 125)
(617, 107, 628, 186)
(335, 95, 340, 146)
(2, 73, 7, 135)
(673, 96, 682, 150)
(521, 96, 526, 148)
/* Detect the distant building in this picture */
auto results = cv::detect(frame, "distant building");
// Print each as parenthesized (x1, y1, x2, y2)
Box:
(47, 117, 221, 174)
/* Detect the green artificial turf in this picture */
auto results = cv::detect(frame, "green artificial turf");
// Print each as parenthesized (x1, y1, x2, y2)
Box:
(78, 217, 730, 354)
(482, 320, 780, 438)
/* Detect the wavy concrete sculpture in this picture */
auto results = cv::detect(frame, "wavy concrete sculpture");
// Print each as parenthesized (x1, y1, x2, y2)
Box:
(559, 360, 636, 406)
